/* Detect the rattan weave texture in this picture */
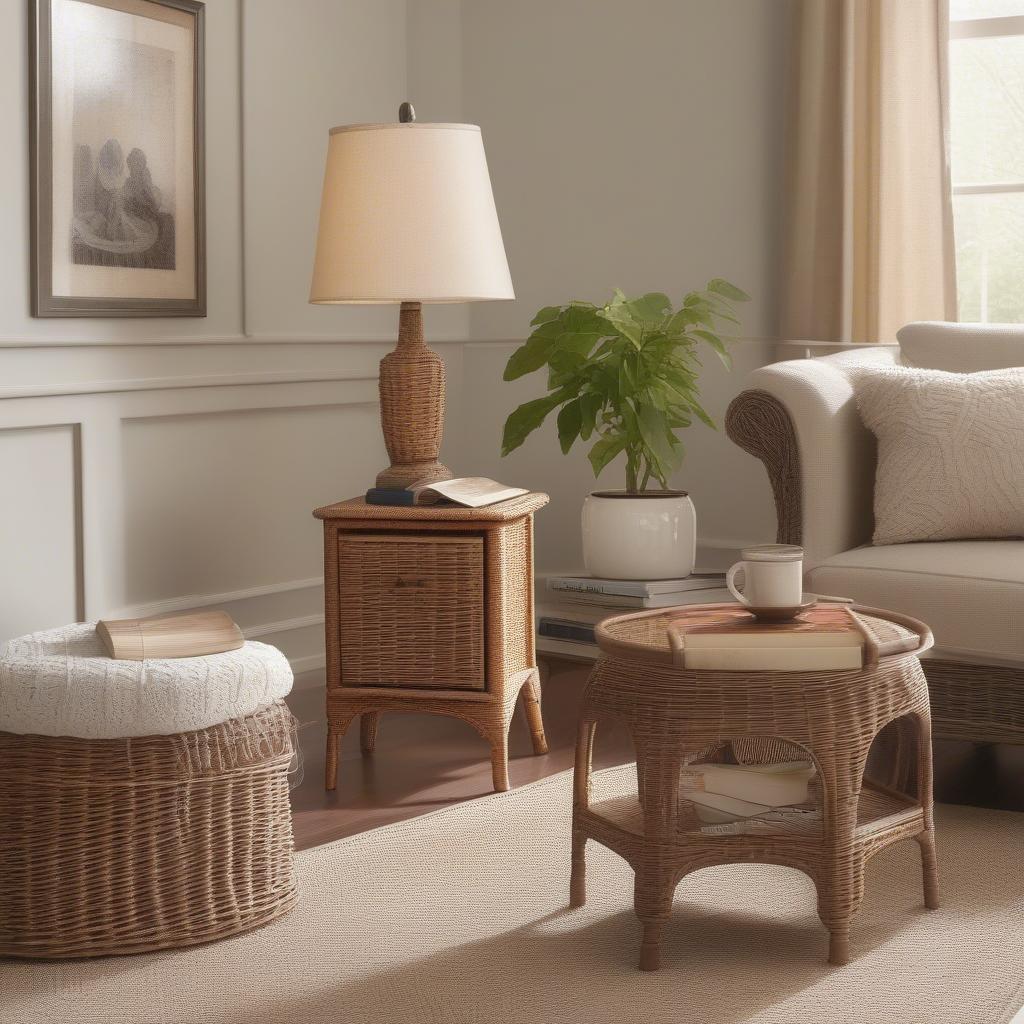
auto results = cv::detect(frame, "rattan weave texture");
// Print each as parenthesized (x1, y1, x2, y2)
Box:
(725, 387, 1024, 746)
(338, 534, 485, 689)
(571, 604, 938, 972)
(376, 302, 452, 488)
(319, 495, 549, 793)
(0, 700, 297, 958)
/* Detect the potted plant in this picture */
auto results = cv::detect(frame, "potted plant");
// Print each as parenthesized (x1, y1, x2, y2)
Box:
(501, 280, 749, 579)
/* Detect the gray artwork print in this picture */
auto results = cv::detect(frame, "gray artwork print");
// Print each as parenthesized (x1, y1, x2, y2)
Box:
(70, 37, 176, 270)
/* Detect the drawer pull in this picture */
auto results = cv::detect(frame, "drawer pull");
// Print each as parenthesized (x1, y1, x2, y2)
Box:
(392, 577, 426, 589)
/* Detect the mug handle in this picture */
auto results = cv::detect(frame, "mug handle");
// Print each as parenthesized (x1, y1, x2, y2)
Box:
(726, 561, 751, 606)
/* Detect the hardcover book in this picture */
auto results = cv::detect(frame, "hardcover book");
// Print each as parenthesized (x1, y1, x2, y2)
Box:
(97, 610, 244, 661)
(672, 604, 865, 671)
(366, 477, 527, 508)
(676, 604, 862, 648)
(556, 586, 734, 610)
(547, 572, 726, 599)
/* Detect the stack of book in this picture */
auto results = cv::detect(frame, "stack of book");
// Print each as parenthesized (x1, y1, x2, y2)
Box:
(680, 761, 821, 836)
(546, 573, 729, 609)
(536, 572, 730, 651)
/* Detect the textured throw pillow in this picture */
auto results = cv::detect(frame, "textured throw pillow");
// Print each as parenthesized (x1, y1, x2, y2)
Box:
(852, 365, 1024, 545)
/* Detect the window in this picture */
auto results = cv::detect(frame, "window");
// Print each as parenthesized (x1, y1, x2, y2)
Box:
(950, 0, 1024, 321)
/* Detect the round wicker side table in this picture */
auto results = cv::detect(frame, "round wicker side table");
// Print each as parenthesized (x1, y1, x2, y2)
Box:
(570, 603, 938, 972)
(0, 701, 298, 958)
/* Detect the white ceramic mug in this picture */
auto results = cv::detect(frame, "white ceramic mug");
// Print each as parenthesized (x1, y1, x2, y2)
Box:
(726, 544, 804, 608)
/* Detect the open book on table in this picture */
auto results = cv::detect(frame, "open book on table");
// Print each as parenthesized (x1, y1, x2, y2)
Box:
(367, 477, 528, 509)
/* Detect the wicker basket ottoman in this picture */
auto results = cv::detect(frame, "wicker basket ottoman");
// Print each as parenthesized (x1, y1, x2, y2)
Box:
(0, 623, 298, 958)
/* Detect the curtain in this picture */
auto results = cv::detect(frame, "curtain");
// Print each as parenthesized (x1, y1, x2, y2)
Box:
(781, 0, 958, 344)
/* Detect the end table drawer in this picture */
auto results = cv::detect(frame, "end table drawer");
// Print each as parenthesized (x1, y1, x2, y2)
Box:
(337, 533, 485, 689)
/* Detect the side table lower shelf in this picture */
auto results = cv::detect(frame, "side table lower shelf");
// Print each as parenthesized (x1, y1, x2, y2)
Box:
(581, 778, 923, 848)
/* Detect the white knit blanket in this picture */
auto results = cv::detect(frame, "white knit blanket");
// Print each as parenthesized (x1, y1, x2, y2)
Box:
(0, 621, 293, 739)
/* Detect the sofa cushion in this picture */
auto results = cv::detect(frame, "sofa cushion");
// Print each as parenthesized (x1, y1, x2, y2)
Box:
(852, 364, 1024, 544)
(807, 540, 1024, 664)
(897, 321, 1024, 372)
(0, 622, 293, 739)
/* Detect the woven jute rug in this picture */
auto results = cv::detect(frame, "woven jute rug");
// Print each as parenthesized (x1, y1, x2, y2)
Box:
(2, 765, 1022, 1024)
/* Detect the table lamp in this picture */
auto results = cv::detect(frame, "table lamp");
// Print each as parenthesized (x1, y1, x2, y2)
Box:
(309, 102, 514, 489)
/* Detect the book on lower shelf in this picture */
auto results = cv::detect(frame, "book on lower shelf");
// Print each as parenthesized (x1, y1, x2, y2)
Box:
(681, 760, 821, 835)
(366, 477, 527, 508)
(97, 610, 244, 661)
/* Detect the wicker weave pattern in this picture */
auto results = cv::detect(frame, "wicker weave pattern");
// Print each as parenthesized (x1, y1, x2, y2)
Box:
(320, 496, 549, 794)
(375, 301, 451, 488)
(725, 386, 1024, 747)
(924, 658, 1024, 743)
(571, 606, 938, 972)
(725, 389, 803, 545)
(338, 534, 485, 689)
(0, 701, 297, 958)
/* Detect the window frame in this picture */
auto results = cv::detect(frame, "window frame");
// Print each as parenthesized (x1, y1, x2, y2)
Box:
(949, 11, 1024, 321)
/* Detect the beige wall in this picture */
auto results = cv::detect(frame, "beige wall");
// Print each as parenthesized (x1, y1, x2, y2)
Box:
(449, 0, 790, 566)
(0, 0, 790, 672)
(0, 0, 421, 675)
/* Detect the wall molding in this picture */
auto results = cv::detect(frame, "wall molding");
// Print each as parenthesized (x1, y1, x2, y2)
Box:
(463, 335, 783, 352)
(0, 370, 378, 402)
(243, 612, 325, 640)
(0, 335, 784, 354)
(113, 575, 324, 620)
(290, 654, 327, 684)
(0, 334, 475, 349)
(774, 340, 899, 361)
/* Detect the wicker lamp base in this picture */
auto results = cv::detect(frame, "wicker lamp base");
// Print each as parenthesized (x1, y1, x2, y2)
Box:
(376, 301, 452, 490)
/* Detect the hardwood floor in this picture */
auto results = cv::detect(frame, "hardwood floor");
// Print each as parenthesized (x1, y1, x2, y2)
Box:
(285, 658, 1024, 853)
(285, 659, 635, 851)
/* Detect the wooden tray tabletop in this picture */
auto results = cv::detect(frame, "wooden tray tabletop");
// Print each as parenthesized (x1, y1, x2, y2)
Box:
(594, 602, 933, 669)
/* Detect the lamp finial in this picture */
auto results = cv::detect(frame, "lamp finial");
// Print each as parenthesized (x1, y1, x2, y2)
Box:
(398, 101, 416, 124)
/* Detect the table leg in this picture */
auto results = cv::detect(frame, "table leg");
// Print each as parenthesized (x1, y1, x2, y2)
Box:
(490, 730, 511, 793)
(635, 866, 676, 972)
(325, 726, 339, 791)
(325, 713, 357, 792)
(570, 720, 596, 908)
(520, 671, 549, 755)
(634, 748, 682, 972)
(570, 830, 587, 907)
(360, 712, 380, 755)
(912, 709, 940, 910)
(815, 753, 867, 966)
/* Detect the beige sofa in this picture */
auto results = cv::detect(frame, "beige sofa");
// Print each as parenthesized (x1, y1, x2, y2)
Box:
(726, 322, 1023, 745)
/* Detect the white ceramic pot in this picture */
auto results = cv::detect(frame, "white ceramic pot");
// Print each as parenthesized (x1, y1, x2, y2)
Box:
(581, 491, 696, 580)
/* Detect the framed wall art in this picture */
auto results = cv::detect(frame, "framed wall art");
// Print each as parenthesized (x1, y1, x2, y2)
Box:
(30, 0, 205, 317)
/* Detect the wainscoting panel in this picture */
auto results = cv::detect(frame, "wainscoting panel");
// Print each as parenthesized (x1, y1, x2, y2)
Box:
(0, 371, 384, 679)
(0, 423, 82, 639)
(121, 395, 382, 606)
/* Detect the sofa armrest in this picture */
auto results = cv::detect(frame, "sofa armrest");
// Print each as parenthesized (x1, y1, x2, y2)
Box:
(725, 346, 899, 567)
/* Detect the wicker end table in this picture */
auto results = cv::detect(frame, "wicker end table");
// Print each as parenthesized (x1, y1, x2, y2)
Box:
(570, 603, 938, 971)
(314, 492, 549, 793)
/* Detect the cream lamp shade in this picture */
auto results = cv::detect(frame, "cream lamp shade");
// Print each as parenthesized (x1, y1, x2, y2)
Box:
(309, 122, 514, 303)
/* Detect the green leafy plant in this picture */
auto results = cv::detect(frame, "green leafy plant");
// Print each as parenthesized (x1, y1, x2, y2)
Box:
(500, 280, 750, 492)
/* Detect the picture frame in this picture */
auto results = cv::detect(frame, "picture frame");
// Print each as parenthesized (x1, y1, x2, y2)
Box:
(30, 0, 206, 317)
